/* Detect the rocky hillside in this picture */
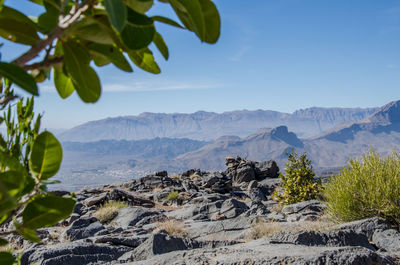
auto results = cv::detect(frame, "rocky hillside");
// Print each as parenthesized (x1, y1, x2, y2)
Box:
(59, 107, 377, 142)
(10, 158, 399, 265)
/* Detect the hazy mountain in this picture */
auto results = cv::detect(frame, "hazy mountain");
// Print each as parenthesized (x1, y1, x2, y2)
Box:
(177, 100, 400, 170)
(59, 107, 377, 142)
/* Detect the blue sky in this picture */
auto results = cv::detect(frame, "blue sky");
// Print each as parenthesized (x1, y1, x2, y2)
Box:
(3, 0, 400, 129)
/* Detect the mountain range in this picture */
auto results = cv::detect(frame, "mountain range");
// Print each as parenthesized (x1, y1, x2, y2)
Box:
(59, 107, 377, 142)
(55, 101, 400, 191)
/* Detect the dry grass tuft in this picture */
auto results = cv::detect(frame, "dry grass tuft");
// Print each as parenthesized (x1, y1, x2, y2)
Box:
(156, 219, 187, 237)
(92, 200, 128, 224)
(248, 218, 335, 240)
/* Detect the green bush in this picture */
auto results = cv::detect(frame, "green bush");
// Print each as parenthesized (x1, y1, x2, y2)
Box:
(167, 191, 179, 201)
(272, 150, 323, 205)
(325, 149, 400, 226)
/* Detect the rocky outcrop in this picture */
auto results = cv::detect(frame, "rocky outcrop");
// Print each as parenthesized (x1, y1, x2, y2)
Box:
(9, 158, 400, 265)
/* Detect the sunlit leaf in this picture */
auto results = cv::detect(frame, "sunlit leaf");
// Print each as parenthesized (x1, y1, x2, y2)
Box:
(128, 48, 160, 74)
(153, 32, 169, 60)
(29, 131, 62, 180)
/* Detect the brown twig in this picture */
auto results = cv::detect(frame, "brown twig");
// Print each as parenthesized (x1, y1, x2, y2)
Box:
(24, 56, 64, 71)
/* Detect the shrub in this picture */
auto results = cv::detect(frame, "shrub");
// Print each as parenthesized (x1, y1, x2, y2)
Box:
(325, 149, 400, 226)
(92, 201, 128, 224)
(272, 150, 323, 205)
(167, 191, 179, 201)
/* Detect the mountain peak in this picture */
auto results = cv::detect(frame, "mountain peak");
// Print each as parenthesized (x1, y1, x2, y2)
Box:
(367, 100, 400, 125)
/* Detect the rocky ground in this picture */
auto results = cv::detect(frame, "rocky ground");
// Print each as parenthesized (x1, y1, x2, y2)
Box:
(5, 157, 400, 264)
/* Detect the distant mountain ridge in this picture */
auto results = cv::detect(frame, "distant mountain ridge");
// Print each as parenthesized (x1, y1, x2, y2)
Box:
(59, 107, 378, 142)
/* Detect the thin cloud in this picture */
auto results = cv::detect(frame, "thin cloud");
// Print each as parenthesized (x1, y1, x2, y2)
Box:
(39, 82, 222, 93)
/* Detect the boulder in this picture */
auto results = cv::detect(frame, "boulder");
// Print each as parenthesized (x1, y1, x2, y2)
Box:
(372, 229, 400, 252)
(219, 198, 248, 218)
(112, 207, 160, 227)
(121, 239, 394, 265)
(269, 229, 374, 250)
(119, 230, 200, 262)
(281, 200, 326, 215)
(93, 234, 149, 248)
(254, 160, 279, 180)
(84, 192, 108, 207)
(334, 217, 390, 240)
(62, 217, 105, 241)
(20, 242, 131, 265)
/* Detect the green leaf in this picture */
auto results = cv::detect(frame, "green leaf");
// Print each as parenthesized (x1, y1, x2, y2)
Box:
(0, 6, 37, 28)
(38, 1, 59, 34)
(54, 68, 74, 99)
(121, 8, 155, 50)
(88, 43, 133, 72)
(124, 0, 153, 14)
(0, 15, 40, 45)
(0, 238, 7, 246)
(16, 227, 40, 242)
(63, 41, 101, 103)
(0, 252, 14, 265)
(0, 62, 38, 95)
(0, 171, 26, 197)
(29, 131, 62, 180)
(22, 194, 75, 229)
(198, 0, 220, 43)
(153, 32, 169, 60)
(128, 48, 160, 74)
(104, 0, 126, 32)
(0, 152, 26, 173)
(67, 18, 114, 45)
(152, 16, 184, 29)
(168, 0, 220, 43)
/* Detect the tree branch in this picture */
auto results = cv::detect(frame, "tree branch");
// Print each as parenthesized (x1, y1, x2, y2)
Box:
(11, 1, 89, 68)
(24, 57, 64, 71)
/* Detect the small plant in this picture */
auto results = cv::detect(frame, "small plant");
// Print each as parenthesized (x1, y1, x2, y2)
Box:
(92, 201, 128, 224)
(167, 191, 179, 201)
(325, 149, 400, 227)
(272, 149, 323, 205)
(156, 219, 187, 237)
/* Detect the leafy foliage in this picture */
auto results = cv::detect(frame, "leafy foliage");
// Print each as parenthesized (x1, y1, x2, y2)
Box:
(272, 150, 323, 205)
(0, 0, 220, 262)
(167, 191, 179, 201)
(325, 149, 400, 227)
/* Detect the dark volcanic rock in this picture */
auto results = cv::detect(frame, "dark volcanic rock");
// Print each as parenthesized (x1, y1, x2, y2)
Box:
(112, 207, 161, 227)
(20, 242, 131, 265)
(269, 230, 374, 250)
(335, 217, 390, 240)
(119, 230, 200, 262)
(63, 217, 105, 241)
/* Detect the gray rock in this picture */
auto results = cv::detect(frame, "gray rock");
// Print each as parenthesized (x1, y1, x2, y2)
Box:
(63, 217, 105, 241)
(219, 198, 248, 218)
(281, 200, 326, 215)
(119, 231, 200, 262)
(93, 235, 149, 248)
(254, 160, 279, 180)
(372, 229, 400, 252)
(121, 239, 393, 265)
(112, 207, 160, 227)
(20, 242, 131, 265)
(335, 217, 390, 240)
(231, 165, 255, 185)
(84, 193, 108, 207)
(248, 187, 267, 202)
(247, 180, 258, 191)
(269, 229, 374, 250)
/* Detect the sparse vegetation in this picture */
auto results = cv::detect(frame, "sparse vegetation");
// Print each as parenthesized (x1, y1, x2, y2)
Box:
(325, 149, 400, 227)
(248, 219, 335, 240)
(92, 201, 128, 224)
(156, 219, 187, 237)
(167, 191, 179, 201)
(272, 150, 323, 205)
